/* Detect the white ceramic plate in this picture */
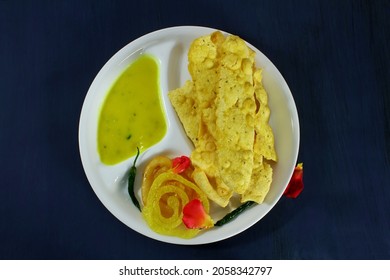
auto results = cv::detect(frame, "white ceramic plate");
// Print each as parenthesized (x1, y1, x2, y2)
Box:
(79, 26, 300, 245)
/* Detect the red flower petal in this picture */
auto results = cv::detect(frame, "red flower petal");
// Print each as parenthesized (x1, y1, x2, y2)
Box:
(172, 156, 191, 174)
(284, 163, 304, 198)
(182, 199, 213, 229)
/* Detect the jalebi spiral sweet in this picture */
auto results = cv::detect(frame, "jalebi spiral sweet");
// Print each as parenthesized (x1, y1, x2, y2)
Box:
(142, 165, 210, 239)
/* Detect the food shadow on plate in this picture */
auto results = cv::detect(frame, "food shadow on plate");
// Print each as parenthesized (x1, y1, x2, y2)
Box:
(167, 42, 186, 91)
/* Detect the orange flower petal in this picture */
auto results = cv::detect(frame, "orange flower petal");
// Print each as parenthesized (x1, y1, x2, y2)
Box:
(284, 163, 304, 198)
(182, 199, 213, 229)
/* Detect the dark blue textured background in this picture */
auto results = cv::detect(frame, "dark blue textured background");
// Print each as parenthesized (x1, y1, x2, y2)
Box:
(1, 0, 389, 259)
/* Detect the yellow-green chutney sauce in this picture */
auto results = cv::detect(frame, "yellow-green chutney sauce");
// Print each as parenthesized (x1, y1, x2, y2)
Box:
(98, 54, 167, 165)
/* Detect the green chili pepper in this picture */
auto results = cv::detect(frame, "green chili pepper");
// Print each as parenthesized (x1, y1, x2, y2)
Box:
(128, 147, 141, 211)
(214, 201, 255, 226)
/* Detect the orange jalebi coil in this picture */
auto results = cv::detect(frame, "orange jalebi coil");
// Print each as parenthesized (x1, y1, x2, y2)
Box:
(141, 156, 211, 239)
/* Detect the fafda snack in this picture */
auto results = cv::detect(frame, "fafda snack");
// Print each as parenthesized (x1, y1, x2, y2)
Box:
(168, 31, 277, 206)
